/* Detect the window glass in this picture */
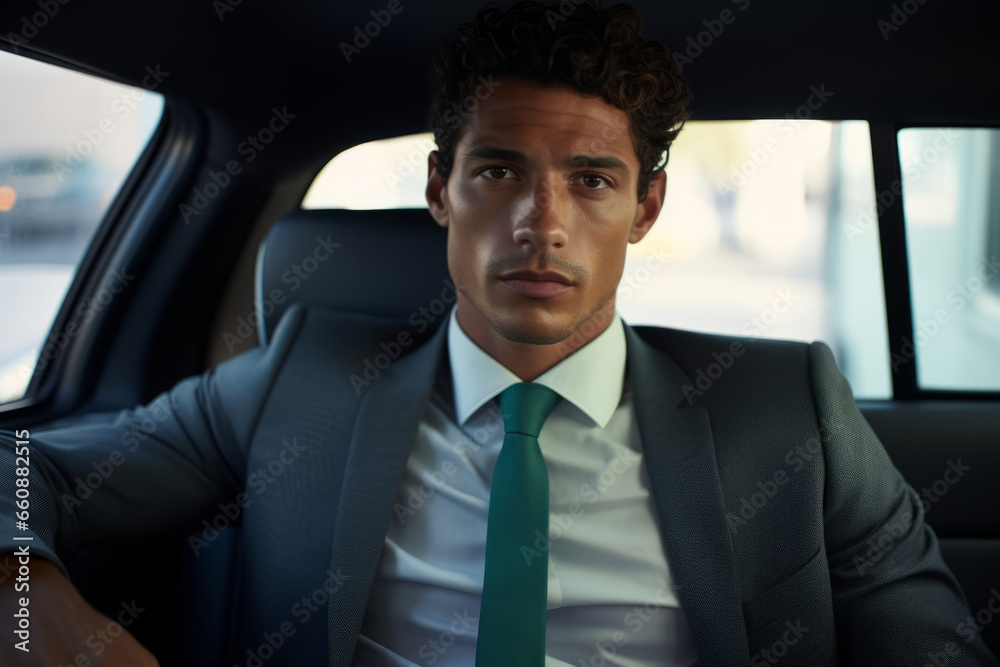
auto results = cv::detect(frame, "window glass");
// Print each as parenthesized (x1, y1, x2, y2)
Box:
(302, 121, 891, 398)
(899, 127, 1000, 391)
(302, 133, 435, 210)
(0, 51, 164, 404)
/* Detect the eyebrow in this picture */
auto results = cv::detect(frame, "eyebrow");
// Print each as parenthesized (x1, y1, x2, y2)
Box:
(463, 145, 629, 171)
(567, 154, 629, 170)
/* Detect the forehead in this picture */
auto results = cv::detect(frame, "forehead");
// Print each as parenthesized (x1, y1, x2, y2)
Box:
(458, 77, 636, 164)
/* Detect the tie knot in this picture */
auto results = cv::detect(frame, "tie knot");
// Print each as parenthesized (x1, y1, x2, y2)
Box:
(499, 382, 562, 438)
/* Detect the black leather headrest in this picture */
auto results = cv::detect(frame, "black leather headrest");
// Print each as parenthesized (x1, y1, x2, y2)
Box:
(255, 208, 451, 344)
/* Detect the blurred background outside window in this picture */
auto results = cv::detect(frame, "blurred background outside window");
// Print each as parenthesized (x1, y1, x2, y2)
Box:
(0, 51, 164, 403)
(899, 127, 1000, 391)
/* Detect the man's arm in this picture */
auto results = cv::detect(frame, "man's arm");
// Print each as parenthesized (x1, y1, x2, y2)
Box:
(0, 304, 306, 662)
(809, 341, 998, 665)
(0, 558, 160, 665)
(0, 303, 304, 571)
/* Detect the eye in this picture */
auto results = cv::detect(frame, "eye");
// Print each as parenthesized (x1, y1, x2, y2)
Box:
(576, 174, 611, 190)
(479, 166, 516, 180)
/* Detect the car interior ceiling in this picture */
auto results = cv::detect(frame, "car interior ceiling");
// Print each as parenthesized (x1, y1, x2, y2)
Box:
(1, 0, 999, 662)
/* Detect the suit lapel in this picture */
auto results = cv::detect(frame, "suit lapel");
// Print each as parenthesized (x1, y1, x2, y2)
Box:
(326, 319, 449, 666)
(624, 323, 749, 665)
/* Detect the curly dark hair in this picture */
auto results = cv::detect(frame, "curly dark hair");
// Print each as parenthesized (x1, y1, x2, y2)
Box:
(427, 0, 692, 202)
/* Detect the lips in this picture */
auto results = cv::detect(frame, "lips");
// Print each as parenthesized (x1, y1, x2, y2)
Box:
(497, 269, 575, 298)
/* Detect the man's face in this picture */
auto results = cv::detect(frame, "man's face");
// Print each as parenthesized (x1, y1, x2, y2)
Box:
(426, 77, 665, 345)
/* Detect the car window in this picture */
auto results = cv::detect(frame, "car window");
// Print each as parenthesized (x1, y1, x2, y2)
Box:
(0, 51, 164, 404)
(302, 133, 436, 211)
(301, 120, 891, 399)
(899, 127, 1000, 391)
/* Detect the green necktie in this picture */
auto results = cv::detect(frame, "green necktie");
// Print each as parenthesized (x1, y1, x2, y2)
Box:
(475, 382, 562, 667)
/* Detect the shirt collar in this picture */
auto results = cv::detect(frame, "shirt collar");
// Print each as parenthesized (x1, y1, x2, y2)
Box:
(447, 303, 626, 428)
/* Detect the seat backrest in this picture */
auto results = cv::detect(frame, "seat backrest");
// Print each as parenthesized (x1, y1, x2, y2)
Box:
(254, 208, 450, 343)
(175, 207, 450, 664)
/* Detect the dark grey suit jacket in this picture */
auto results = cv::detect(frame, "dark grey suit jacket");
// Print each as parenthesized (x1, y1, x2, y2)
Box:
(1, 303, 996, 665)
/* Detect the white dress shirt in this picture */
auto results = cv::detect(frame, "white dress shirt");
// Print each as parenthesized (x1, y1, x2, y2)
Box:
(353, 304, 698, 666)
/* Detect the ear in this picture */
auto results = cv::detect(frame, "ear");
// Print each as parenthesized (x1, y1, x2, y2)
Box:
(629, 170, 666, 244)
(426, 150, 449, 229)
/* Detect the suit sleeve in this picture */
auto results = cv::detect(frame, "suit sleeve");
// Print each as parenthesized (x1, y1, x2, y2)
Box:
(0, 304, 307, 580)
(808, 340, 998, 665)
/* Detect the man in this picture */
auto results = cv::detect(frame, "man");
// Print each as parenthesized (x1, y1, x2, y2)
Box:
(1, 1, 997, 665)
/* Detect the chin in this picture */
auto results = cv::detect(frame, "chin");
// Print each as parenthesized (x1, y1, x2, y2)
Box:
(484, 303, 580, 346)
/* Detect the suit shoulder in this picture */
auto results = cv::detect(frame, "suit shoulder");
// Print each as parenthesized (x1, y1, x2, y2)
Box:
(629, 323, 814, 375)
(625, 323, 836, 420)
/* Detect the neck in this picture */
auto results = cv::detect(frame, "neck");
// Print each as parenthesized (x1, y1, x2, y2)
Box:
(455, 293, 616, 381)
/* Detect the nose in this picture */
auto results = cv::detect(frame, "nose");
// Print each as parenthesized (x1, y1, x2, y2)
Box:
(512, 172, 569, 249)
